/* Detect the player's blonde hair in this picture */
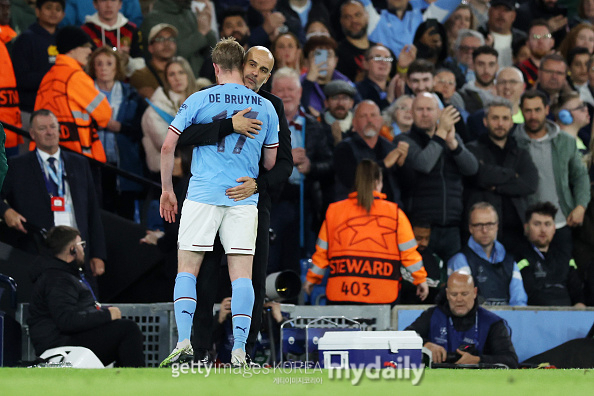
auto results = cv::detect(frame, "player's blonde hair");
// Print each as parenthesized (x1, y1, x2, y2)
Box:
(212, 37, 245, 72)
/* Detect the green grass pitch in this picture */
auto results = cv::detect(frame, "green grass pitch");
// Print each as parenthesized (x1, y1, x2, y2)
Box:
(0, 367, 591, 396)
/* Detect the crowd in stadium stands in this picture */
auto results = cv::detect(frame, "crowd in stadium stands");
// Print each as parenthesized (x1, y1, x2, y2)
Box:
(2, 0, 594, 333)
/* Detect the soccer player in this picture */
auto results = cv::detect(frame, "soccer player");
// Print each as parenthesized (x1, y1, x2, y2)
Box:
(159, 38, 279, 368)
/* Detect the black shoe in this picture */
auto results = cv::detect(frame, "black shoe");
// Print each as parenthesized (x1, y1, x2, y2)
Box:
(194, 348, 211, 366)
(245, 353, 260, 368)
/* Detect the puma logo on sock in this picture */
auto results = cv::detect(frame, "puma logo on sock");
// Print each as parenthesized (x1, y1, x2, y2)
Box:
(235, 326, 247, 333)
(182, 310, 194, 318)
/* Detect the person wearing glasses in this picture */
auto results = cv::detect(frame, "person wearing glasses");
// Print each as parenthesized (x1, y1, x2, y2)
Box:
(356, 44, 397, 111)
(517, 20, 555, 89)
(130, 23, 178, 99)
(553, 92, 591, 154)
(447, 202, 528, 306)
(27, 226, 145, 367)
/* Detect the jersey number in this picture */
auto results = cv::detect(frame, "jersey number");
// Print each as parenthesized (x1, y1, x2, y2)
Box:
(341, 281, 370, 297)
(213, 110, 259, 154)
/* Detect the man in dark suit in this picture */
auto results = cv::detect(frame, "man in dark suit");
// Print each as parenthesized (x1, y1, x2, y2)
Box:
(0, 109, 106, 290)
(177, 46, 293, 364)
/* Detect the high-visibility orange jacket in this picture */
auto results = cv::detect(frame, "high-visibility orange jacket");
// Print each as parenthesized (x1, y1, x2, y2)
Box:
(307, 191, 427, 304)
(34, 54, 111, 162)
(0, 25, 23, 148)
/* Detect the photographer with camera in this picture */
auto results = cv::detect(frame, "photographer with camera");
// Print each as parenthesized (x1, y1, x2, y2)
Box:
(406, 271, 518, 368)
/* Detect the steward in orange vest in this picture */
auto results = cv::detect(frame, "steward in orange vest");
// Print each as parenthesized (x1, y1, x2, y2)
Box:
(0, 24, 23, 149)
(34, 26, 110, 162)
(306, 190, 428, 304)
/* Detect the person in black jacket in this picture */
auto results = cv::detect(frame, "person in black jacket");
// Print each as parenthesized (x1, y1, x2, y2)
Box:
(406, 271, 518, 368)
(466, 97, 538, 255)
(516, 202, 586, 307)
(28, 226, 144, 367)
(176, 46, 293, 364)
(397, 93, 478, 262)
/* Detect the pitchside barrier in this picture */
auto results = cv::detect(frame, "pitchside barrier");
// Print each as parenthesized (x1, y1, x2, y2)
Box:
(393, 305, 594, 362)
(15, 303, 594, 366)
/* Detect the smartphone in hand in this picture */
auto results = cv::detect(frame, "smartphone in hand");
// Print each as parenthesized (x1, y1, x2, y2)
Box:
(314, 49, 328, 77)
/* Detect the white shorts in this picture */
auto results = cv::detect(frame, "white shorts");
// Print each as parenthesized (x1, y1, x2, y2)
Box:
(178, 200, 258, 255)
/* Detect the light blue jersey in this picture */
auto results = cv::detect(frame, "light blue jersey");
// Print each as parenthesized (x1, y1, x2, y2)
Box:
(169, 83, 279, 206)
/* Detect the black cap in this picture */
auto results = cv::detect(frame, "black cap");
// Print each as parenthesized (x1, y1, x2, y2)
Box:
(324, 80, 357, 99)
(490, 0, 518, 10)
(56, 26, 92, 55)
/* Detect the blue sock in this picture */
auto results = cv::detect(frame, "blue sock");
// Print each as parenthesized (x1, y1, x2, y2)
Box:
(174, 272, 197, 343)
(231, 277, 254, 351)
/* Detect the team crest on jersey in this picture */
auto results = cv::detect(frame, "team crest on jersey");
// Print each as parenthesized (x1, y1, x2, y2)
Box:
(177, 103, 188, 115)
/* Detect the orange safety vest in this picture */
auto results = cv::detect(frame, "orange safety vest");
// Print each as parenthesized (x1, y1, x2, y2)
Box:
(34, 54, 111, 162)
(0, 25, 23, 148)
(307, 191, 427, 304)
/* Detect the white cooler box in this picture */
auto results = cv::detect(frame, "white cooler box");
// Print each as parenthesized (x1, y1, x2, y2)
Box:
(318, 331, 423, 369)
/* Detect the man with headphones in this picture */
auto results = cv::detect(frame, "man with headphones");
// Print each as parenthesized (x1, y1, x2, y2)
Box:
(27, 226, 145, 367)
(554, 92, 591, 154)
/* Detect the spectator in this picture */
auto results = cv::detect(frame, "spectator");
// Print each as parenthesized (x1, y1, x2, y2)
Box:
(559, 24, 594, 59)
(466, 97, 538, 255)
(466, 66, 527, 140)
(0, 1, 23, 156)
(61, 0, 143, 27)
(10, 0, 36, 37)
(514, 89, 591, 256)
(448, 202, 528, 306)
(129, 23, 178, 99)
(88, 46, 146, 219)
(413, 19, 448, 68)
(405, 59, 436, 96)
(535, 53, 574, 113)
(400, 219, 444, 305)
(34, 26, 111, 162)
(300, 35, 360, 116)
(141, 56, 198, 175)
(433, 68, 457, 105)
(246, 0, 304, 48)
(361, 0, 424, 57)
(478, 0, 526, 68)
(398, 93, 478, 261)
(450, 46, 498, 115)
(28, 226, 144, 367)
(320, 80, 357, 146)
(553, 92, 591, 154)
(200, 6, 252, 84)
(304, 18, 331, 40)
(517, 20, 555, 89)
(567, 47, 593, 105)
(356, 44, 398, 111)
(517, 202, 586, 307)
(405, 271, 519, 368)
(141, 0, 216, 77)
(276, 0, 329, 31)
(335, 0, 375, 83)
(268, 67, 333, 275)
(572, 0, 594, 27)
(443, 3, 476, 56)
(0, 109, 106, 292)
(512, 37, 530, 65)
(11, 0, 64, 131)
(514, 0, 569, 45)
(381, 94, 413, 141)
(442, 29, 485, 89)
(304, 159, 428, 304)
(334, 100, 409, 204)
(271, 32, 303, 73)
(82, 0, 142, 57)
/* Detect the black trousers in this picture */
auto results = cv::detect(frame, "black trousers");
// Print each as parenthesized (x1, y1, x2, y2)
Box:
(67, 319, 145, 367)
(192, 206, 271, 356)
